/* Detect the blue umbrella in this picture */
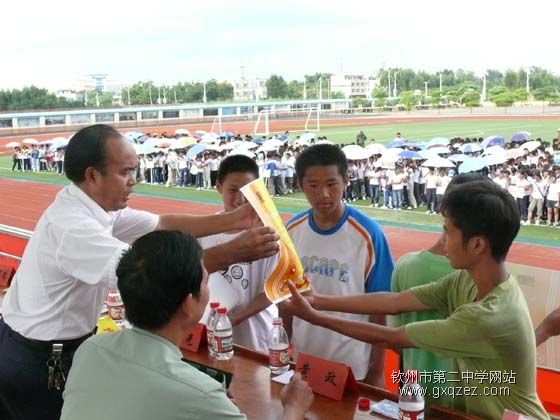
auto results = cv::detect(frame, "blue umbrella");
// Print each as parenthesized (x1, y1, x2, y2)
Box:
(510, 131, 531, 143)
(252, 137, 266, 145)
(187, 143, 206, 158)
(402, 141, 423, 149)
(387, 138, 406, 148)
(554, 156, 560, 164)
(142, 137, 160, 148)
(458, 157, 488, 174)
(398, 150, 422, 160)
(221, 131, 235, 138)
(427, 137, 449, 149)
(481, 135, 505, 148)
(275, 134, 288, 141)
(461, 143, 482, 154)
(448, 154, 468, 162)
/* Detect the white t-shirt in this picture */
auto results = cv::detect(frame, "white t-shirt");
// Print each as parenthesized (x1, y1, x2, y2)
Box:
(209, 158, 220, 171)
(287, 206, 394, 380)
(390, 173, 404, 190)
(531, 180, 547, 200)
(425, 173, 439, 189)
(436, 175, 451, 195)
(199, 231, 278, 353)
(3, 183, 158, 340)
(547, 183, 560, 201)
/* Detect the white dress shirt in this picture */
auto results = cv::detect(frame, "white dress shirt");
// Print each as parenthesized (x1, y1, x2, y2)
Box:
(2, 183, 158, 340)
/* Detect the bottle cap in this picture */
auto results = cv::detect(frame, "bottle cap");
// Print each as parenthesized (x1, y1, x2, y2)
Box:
(210, 301, 220, 309)
(358, 398, 370, 411)
(272, 317, 283, 325)
(217, 307, 227, 315)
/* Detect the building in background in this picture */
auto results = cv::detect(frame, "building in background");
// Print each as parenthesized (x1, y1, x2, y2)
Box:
(232, 78, 267, 101)
(329, 74, 379, 99)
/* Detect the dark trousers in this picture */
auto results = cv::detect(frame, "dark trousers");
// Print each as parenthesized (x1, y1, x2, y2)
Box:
(11, 160, 21, 171)
(56, 161, 63, 174)
(517, 197, 529, 221)
(426, 188, 437, 212)
(0, 318, 79, 420)
(210, 170, 218, 187)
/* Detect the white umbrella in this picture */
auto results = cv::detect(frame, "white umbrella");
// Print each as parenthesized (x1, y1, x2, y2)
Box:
(258, 145, 277, 153)
(243, 142, 259, 150)
(484, 145, 505, 155)
(22, 138, 39, 145)
(366, 143, 386, 155)
(5, 141, 20, 148)
(200, 133, 220, 144)
(520, 141, 541, 153)
(205, 144, 222, 152)
(195, 130, 207, 136)
(315, 139, 333, 145)
(422, 156, 455, 168)
(429, 146, 451, 155)
(221, 140, 245, 150)
(229, 148, 255, 158)
(263, 138, 285, 149)
(505, 148, 523, 160)
(483, 154, 508, 166)
(342, 145, 369, 160)
(175, 128, 190, 135)
(295, 132, 317, 145)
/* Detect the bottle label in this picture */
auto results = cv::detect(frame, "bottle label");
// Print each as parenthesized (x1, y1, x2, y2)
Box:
(214, 335, 233, 353)
(400, 411, 424, 420)
(269, 349, 290, 367)
(207, 331, 214, 349)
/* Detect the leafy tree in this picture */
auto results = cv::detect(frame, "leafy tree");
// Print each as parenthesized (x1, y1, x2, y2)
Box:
(266, 75, 288, 98)
(512, 88, 528, 101)
(399, 91, 416, 110)
(461, 90, 481, 107)
(532, 87, 559, 101)
(287, 80, 303, 99)
(492, 91, 516, 107)
(372, 87, 387, 99)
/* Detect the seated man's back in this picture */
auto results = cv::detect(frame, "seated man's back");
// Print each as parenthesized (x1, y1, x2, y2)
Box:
(62, 328, 245, 420)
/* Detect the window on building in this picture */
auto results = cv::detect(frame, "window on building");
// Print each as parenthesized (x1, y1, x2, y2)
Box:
(0, 118, 13, 127)
(95, 113, 114, 122)
(70, 114, 91, 124)
(119, 112, 136, 121)
(17, 117, 40, 127)
(203, 108, 218, 117)
(45, 116, 66, 125)
(141, 111, 158, 120)
(162, 110, 179, 119)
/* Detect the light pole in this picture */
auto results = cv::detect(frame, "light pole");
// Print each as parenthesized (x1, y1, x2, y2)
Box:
(127, 86, 131, 106)
(203, 82, 207, 103)
(303, 79, 307, 100)
(388, 68, 392, 97)
(393, 71, 399, 98)
(319, 77, 323, 100)
(157, 86, 161, 105)
(424, 81, 429, 98)
(439, 72, 443, 93)
(148, 83, 153, 105)
(526, 67, 530, 93)
(173, 87, 177, 103)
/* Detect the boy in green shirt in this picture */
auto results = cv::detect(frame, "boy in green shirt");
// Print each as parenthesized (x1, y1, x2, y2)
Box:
(282, 181, 549, 420)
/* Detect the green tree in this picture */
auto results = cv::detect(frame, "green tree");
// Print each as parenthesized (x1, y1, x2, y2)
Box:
(399, 91, 416, 110)
(492, 91, 516, 107)
(485, 69, 503, 88)
(461, 90, 481, 107)
(330, 91, 346, 99)
(374, 97, 386, 107)
(532, 87, 559, 101)
(372, 87, 387, 99)
(266, 75, 288, 98)
(287, 80, 303, 99)
(512, 88, 528, 101)
(503, 70, 518, 89)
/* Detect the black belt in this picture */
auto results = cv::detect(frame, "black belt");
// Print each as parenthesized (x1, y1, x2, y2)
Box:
(3, 319, 96, 352)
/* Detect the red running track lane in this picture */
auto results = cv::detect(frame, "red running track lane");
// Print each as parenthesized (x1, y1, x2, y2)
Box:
(0, 177, 558, 269)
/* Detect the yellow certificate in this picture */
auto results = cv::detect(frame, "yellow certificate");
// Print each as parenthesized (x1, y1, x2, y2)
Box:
(240, 178, 310, 303)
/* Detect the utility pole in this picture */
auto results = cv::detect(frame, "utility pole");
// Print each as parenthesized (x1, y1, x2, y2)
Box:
(424, 81, 429, 98)
(439, 73, 443, 93)
(203, 82, 207, 103)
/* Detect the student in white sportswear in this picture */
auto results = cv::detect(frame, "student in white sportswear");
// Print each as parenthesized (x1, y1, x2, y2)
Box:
(284, 144, 394, 385)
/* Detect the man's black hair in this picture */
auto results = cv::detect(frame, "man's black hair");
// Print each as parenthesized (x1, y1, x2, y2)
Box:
(440, 181, 520, 262)
(295, 144, 348, 183)
(216, 155, 259, 184)
(117, 230, 204, 330)
(64, 124, 122, 183)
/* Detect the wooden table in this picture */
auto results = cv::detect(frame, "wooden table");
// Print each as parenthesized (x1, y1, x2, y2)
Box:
(182, 345, 482, 420)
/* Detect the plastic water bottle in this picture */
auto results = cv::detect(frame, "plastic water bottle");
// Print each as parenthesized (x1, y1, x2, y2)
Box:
(206, 301, 220, 359)
(268, 317, 290, 374)
(213, 307, 233, 360)
(399, 370, 425, 420)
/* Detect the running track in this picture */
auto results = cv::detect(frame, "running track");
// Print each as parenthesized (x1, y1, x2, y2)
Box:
(1, 177, 558, 270)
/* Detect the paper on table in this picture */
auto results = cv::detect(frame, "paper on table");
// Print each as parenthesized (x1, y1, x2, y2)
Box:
(240, 178, 310, 303)
(271, 369, 294, 385)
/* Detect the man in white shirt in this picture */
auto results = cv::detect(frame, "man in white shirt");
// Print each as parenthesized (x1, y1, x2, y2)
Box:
(0, 124, 280, 420)
(424, 167, 439, 213)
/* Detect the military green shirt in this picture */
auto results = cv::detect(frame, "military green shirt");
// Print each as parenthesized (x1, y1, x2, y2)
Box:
(62, 327, 246, 420)
(405, 270, 549, 420)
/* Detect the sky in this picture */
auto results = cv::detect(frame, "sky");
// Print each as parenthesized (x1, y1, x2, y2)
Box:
(1, 0, 559, 90)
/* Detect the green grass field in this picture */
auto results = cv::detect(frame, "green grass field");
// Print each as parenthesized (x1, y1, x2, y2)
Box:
(312, 118, 560, 144)
(1, 118, 559, 245)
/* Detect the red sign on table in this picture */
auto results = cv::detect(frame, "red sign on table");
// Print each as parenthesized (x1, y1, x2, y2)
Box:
(295, 352, 359, 401)
(180, 323, 207, 353)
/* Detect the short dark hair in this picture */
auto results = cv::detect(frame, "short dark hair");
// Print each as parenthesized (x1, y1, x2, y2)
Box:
(295, 144, 348, 183)
(447, 172, 491, 190)
(117, 230, 204, 330)
(216, 155, 259, 184)
(64, 124, 122, 183)
(440, 181, 520, 262)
